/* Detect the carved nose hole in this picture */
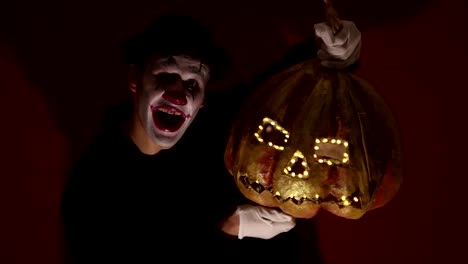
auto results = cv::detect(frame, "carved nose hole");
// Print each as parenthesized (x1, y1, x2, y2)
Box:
(283, 150, 309, 179)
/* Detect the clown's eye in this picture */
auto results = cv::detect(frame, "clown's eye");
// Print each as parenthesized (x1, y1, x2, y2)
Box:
(254, 117, 289, 151)
(313, 138, 350, 166)
(183, 79, 199, 91)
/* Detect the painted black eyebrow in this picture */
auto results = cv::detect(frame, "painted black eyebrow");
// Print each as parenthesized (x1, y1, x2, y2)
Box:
(187, 65, 202, 74)
(155, 56, 209, 79)
(158, 57, 177, 66)
(187, 65, 208, 79)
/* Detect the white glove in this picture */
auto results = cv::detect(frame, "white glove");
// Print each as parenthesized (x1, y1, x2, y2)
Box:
(314, 20, 361, 69)
(236, 204, 296, 240)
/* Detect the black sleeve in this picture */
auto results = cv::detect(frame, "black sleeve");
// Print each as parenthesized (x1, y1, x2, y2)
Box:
(62, 157, 112, 263)
(61, 152, 150, 264)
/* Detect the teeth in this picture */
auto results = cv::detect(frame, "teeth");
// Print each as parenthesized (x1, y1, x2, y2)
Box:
(158, 108, 182, 115)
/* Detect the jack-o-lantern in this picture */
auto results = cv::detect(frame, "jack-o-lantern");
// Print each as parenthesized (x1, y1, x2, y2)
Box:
(224, 57, 403, 219)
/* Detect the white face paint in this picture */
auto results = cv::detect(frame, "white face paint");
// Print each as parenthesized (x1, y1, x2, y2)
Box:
(136, 55, 209, 149)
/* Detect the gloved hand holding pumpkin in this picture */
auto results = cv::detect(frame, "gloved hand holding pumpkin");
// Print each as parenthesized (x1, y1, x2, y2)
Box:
(314, 20, 361, 69)
(236, 204, 296, 239)
(220, 204, 296, 239)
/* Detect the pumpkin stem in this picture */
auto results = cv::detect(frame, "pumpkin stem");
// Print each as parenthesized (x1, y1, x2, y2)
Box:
(323, 0, 343, 35)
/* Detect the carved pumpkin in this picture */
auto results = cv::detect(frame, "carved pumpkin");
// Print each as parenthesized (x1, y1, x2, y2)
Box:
(224, 60, 403, 219)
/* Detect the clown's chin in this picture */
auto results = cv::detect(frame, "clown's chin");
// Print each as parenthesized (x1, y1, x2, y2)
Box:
(152, 108, 185, 132)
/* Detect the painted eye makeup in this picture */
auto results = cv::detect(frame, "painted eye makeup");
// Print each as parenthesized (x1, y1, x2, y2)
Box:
(184, 79, 199, 91)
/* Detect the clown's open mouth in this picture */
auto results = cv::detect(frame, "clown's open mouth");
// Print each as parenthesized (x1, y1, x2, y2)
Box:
(239, 175, 362, 209)
(152, 105, 186, 132)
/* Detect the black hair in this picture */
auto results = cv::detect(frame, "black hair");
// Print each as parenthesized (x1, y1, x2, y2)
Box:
(122, 15, 231, 82)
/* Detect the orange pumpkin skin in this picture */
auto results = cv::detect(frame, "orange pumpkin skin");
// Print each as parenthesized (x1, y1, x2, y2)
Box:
(224, 60, 402, 219)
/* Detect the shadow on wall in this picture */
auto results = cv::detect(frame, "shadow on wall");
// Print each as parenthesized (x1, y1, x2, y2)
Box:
(0, 38, 68, 264)
(10, 0, 434, 163)
(331, 0, 435, 28)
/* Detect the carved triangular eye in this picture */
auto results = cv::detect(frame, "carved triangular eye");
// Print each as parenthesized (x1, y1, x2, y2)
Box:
(283, 150, 310, 179)
(254, 117, 289, 151)
(313, 138, 350, 166)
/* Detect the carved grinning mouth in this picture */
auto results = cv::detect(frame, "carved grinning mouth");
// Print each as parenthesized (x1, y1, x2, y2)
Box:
(239, 175, 363, 209)
(151, 105, 187, 132)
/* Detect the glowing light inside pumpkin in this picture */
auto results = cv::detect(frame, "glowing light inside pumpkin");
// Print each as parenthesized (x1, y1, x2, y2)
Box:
(241, 175, 361, 207)
(248, 117, 361, 208)
(254, 117, 289, 151)
(284, 150, 310, 179)
(313, 138, 350, 166)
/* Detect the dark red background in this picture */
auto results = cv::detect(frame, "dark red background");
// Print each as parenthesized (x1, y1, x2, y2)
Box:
(2, 0, 467, 263)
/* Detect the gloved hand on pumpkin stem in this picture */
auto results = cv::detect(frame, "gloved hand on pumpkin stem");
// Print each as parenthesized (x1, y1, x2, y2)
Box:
(221, 204, 296, 239)
(314, 20, 361, 69)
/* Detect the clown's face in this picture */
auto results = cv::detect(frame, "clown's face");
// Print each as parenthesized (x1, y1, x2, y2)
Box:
(134, 55, 209, 149)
